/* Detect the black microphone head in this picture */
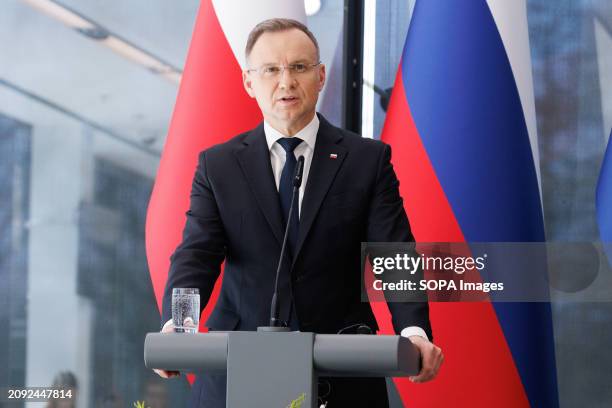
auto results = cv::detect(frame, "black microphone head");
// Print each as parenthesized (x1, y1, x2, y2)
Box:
(293, 156, 305, 187)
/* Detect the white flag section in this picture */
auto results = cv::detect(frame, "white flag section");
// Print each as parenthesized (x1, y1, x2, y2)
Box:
(486, 0, 542, 192)
(211, 0, 307, 69)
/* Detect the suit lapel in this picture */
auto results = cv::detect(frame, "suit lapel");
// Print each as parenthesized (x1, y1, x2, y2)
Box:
(234, 124, 285, 245)
(293, 116, 347, 264)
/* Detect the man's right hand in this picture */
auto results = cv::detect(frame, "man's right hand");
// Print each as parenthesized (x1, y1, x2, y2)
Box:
(153, 320, 181, 379)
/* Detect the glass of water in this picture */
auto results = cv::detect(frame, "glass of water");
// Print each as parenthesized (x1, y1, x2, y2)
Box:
(172, 288, 200, 333)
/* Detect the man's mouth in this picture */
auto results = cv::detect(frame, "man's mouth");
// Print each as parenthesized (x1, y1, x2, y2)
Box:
(278, 96, 298, 102)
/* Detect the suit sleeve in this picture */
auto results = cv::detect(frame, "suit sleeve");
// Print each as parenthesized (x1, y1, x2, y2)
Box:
(366, 143, 433, 341)
(160, 150, 227, 326)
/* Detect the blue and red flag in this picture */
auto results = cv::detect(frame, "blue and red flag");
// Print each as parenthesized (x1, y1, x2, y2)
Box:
(379, 0, 559, 406)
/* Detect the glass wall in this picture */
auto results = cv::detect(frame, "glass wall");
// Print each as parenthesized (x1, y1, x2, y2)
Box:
(1, 0, 196, 405)
(528, 1, 612, 406)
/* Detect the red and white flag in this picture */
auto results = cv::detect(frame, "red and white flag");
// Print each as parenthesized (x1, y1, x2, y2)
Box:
(145, 0, 306, 331)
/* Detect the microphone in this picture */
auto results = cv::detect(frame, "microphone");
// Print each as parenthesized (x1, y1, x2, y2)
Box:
(269, 156, 305, 327)
(293, 155, 305, 187)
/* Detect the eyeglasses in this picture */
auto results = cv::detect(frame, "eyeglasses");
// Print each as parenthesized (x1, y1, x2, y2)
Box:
(246, 62, 321, 79)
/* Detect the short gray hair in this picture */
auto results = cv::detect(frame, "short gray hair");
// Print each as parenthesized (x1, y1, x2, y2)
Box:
(245, 18, 320, 62)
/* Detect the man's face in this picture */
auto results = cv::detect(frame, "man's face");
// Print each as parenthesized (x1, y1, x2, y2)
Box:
(243, 28, 325, 135)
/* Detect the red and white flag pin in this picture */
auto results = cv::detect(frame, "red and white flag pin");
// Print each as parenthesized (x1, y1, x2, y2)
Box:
(329, 153, 338, 159)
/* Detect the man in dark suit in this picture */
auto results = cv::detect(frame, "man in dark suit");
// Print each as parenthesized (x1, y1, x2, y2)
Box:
(154, 18, 443, 407)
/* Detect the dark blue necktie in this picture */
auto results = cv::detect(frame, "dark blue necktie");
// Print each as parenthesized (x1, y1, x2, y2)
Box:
(277, 137, 302, 330)
(277, 137, 303, 258)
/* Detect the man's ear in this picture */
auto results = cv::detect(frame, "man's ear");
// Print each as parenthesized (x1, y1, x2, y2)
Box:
(318, 63, 326, 91)
(242, 71, 255, 98)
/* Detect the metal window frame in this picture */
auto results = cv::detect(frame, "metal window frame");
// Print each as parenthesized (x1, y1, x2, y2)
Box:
(342, 0, 364, 134)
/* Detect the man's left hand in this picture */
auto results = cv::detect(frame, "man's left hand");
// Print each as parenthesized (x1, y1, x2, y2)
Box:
(408, 335, 443, 383)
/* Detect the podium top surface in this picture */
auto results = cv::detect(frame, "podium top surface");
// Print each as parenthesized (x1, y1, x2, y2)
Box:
(144, 331, 420, 377)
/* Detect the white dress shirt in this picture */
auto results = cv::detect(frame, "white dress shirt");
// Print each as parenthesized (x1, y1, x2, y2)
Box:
(264, 114, 318, 217)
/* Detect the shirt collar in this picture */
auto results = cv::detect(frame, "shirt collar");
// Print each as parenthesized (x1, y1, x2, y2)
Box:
(264, 113, 319, 151)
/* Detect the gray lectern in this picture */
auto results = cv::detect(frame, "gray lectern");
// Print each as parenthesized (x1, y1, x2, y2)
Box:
(144, 327, 420, 407)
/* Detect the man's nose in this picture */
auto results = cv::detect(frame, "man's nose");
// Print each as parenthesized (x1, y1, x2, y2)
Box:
(278, 68, 296, 88)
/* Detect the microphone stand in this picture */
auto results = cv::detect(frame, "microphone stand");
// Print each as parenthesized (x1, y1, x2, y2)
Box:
(262, 156, 305, 331)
